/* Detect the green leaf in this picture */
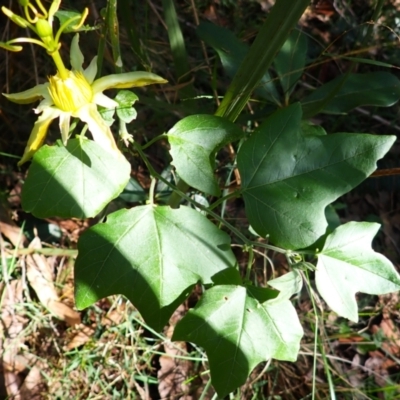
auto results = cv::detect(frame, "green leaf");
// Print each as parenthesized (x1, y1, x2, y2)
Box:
(316, 222, 400, 322)
(21, 138, 130, 219)
(115, 90, 139, 123)
(173, 285, 303, 398)
(75, 205, 240, 330)
(237, 103, 395, 249)
(196, 22, 280, 104)
(214, 0, 310, 120)
(168, 114, 243, 195)
(55, 10, 96, 33)
(268, 271, 303, 300)
(119, 177, 147, 203)
(273, 29, 307, 99)
(302, 72, 400, 117)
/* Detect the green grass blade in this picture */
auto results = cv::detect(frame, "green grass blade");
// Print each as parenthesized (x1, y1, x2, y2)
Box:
(215, 0, 311, 121)
(162, 0, 196, 101)
(105, 0, 123, 73)
(119, 0, 150, 71)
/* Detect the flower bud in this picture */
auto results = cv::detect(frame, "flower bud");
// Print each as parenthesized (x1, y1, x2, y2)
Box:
(1, 7, 29, 28)
(36, 18, 53, 39)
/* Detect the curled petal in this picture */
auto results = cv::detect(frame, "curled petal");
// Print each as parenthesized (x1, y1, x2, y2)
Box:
(48, 0, 61, 25)
(0, 41, 23, 52)
(18, 107, 61, 165)
(84, 55, 98, 84)
(93, 92, 118, 109)
(59, 112, 71, 144)
(92, 72, 168, 94)
(75, 104, 122, 157)
(35, 96, 55, 113)
(3, 83, 49, 104)
(70, 34, 84, 72)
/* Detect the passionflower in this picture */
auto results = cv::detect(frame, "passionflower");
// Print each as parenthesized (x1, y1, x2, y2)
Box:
(3, 34, 167, 165)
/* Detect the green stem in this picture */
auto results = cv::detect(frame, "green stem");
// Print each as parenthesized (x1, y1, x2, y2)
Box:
(304, 271, 336, 400)
(141, 133, 168, 150)
(304, 271, 318, 400)
(51, 50, 68, 78)
(208, 190, 239, 211)
(245, 246, 254, 281)
(149, 177, 156, 205)
(8, 37, 47, 49)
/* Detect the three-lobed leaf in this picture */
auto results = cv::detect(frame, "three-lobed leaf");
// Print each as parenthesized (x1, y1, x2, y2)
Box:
(75, 205, 240, 330)
(301, 72, 400, 118)
(21, 138, 130, 219)
(168, 114, 243, 195)
(173, 285, 303, 398)
(237, 103, 395, 249)
(316, 221, 400, 322)
(115, 90, 139, 123)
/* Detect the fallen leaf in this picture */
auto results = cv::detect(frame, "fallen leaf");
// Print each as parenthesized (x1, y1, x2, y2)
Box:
(0, 222, 25, 248)
(158, 304, 194, 400)
(66, 325, 96, 351)
(0, 280, 26, 399)
(19, 366, 44, 400)
(371, 317, 400, 356)
(26, 237, 81, 326)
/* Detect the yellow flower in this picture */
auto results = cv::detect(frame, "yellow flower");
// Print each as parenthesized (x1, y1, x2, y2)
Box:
(3, 34, 167, 165)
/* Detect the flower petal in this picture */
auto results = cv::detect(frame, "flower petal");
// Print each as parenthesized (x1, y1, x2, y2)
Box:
(59, 112, 71, 144)
(3, 83, 49, 104)
(18, 107, 61, 165)
(93, 92, 118, 109)
(92, 72, 168, 94)
(75, 104, 122, 157)
(83, 56, 98, 84)
(70, 34, 84, 72)
(35, 96, 55, 113)
(48, 0, 61, 25)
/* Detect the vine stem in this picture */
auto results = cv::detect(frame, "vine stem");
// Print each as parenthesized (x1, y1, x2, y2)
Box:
(132, 141, 288, 255)
(245, 246, 254, 281)
(208, 189, 239, 211)
(149, 177, 156, 205)
(303, 271, 336, 400)
(141, 133, 168, 150)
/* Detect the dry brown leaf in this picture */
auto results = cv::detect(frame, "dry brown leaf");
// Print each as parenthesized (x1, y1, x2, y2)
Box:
(0, 280, 26, 399)
(0, 222, 25, 248)
(371, 318, 400, 356)
(19, 366, 44, 400)
(65, 325, 96, 351)
(100, 306, 125, 327)
(26, 237, 80, 326)
(365, 350, 393, 388)
(158, 304, 194, 400)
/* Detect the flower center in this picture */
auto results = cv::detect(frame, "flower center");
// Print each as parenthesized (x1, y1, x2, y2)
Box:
(48, 70, 93, 112)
